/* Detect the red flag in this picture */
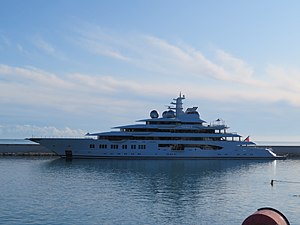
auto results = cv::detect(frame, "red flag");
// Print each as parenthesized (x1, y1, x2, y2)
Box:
(244, 136, 250, 142)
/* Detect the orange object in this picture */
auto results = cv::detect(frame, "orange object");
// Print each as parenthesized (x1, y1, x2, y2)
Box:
(242, 207, 290, 225)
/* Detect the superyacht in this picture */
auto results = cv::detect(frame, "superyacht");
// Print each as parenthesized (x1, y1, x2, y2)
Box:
(30, 94, 284, 159)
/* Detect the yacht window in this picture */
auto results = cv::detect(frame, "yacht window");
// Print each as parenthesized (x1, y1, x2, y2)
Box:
(138, 144, 146, 150)
(111, 144, 118, 149)
(122, 145, 127, 149)
(89, 144, 95, 148)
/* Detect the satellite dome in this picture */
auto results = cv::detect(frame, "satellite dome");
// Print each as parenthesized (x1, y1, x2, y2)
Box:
(162, 111, 168, 118)
(162, 110, 175, 118)
(150, 110, 159, 118)
(166, 109, 175, 118)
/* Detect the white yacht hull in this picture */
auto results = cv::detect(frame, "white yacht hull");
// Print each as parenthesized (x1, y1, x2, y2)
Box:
(28, 94, 286, 160)
(30, 138, 283, 159)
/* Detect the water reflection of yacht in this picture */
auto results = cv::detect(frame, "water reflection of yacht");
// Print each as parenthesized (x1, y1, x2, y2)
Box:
(30, 94, 284, 159)
(45, 158, 272, 179)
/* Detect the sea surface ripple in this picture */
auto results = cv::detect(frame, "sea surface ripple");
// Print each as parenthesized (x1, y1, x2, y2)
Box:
(0, 157, 300, 224)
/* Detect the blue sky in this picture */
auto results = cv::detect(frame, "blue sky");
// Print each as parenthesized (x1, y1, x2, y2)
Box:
(1, 0, 300, 141)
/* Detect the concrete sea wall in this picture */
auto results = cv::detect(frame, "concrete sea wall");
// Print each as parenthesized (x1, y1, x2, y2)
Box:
(258, 145, 300, 157)
(0, 144, 56, 156)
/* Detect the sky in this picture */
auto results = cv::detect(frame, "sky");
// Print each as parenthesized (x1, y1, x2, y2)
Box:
(1, 0, 300, 142)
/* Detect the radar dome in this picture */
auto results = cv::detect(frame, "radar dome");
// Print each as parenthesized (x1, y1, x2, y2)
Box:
(162, 110, 175, 118)
(150, 110, 159, 118)
(166, 110, 175, 118)
(162, 111, 168, 118)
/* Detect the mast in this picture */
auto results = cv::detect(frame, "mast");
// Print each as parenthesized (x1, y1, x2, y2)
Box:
(170, 92, 185, 117)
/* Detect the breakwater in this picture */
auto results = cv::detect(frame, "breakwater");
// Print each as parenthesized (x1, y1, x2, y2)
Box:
(0, 143, 56, 156)
(257, 145, 300, 157)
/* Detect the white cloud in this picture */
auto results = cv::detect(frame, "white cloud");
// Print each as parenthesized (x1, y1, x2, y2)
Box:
(2, 27, 300, 141)
(33, 37, 67, 60)
(35, 37, 55, 54)
(77, 37, 131, 61)
(0, 124, 86, 139)
(73, 25, 131, 61)
(0, 64, 73, 88)
(215, 49, 254, 81)
(266, 65, 300, 91)
(71, 25, 300, 107)
(73, 26, 253, 83)
(2, 35, 300, 113)
(0, 64, 162, 114)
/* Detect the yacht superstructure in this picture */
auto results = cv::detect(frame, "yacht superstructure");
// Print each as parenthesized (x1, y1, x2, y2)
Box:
(30, 94, 283, 159)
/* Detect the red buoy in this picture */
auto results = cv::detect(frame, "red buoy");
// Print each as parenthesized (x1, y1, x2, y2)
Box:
(242, 207, 290, 225)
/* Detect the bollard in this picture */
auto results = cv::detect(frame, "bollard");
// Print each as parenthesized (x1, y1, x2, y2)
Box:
(242, 207, 290, 225)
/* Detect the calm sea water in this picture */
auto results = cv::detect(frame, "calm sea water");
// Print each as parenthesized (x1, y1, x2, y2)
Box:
(0, 157, 299, 225)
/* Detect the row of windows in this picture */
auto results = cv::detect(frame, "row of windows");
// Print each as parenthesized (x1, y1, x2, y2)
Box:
(138, 145, 146, 149)
(111, 144, 118, 149)
(103, 152, 142, 156)
(158, 144, 223, 150)
(122, 128, 216, 134)
(146, 121, 203, 125)
(99, 136, 222, 141)
(90, 144, 146, 150)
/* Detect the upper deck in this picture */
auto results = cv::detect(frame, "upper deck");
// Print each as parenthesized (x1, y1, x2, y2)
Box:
(88, 94, 245, 138)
